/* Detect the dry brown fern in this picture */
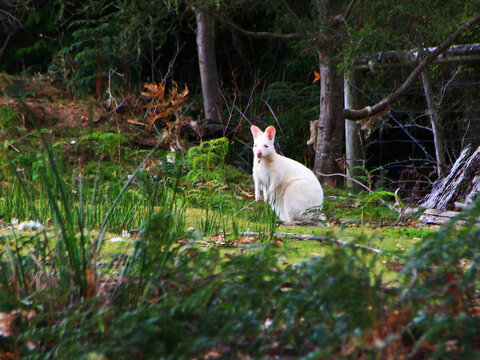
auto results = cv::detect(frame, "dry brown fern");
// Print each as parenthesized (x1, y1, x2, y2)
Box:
(139, 82, 195, 152)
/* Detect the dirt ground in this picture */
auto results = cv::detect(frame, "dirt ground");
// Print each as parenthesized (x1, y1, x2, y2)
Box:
(0, 73, 192, 149)
(0, 73, 105, 129)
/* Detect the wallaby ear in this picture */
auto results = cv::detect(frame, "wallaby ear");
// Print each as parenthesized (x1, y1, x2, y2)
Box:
(265, 126, 276, 141)
(251, 125, 262, 139)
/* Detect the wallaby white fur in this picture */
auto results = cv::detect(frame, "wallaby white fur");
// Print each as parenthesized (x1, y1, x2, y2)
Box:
(251, 125, 324, 222)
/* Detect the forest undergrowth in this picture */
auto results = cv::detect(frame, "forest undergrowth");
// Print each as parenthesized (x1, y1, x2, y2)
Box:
(1, 77, 480, 359)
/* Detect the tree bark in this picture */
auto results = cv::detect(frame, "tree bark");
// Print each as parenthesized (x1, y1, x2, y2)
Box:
(421, 70, 446, 177)
(194, 9, 223, 124)
(420, 145, 480, 210)
(344, 72, 364, 192)
(314, 61, 344, 188)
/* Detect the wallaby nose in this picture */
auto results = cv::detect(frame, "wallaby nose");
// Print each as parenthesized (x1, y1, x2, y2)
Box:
(257, 151, 263, 158)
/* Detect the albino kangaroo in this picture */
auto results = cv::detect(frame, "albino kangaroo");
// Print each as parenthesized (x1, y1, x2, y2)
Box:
(251, 125, 324, 222)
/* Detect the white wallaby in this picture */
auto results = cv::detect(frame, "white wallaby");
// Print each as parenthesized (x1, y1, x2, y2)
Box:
(251, 125, 324, 222)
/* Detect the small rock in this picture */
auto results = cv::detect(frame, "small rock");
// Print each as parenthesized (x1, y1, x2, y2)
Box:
(17, 221, 45, 231)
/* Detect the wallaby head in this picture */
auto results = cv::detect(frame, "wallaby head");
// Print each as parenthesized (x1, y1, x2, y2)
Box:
(251, 125, 276, 159)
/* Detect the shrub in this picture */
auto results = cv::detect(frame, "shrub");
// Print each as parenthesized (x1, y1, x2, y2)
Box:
(185, 137, 245, 208)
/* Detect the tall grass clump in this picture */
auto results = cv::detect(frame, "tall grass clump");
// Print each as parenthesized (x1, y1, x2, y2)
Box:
(0, 131, 189, 358)
(0, 78, 182, 286)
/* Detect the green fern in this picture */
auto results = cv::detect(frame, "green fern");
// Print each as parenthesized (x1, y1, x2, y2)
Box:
(357, 189, 397, 226)
(185, 137, 230, 183)
(184, 137, 244, 208)
(361, 190, 396, 205)
(78, 131, 127, 161)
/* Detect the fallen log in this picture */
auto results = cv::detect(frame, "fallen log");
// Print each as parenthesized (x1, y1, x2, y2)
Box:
(418, 208, 462, 225)
(419, 145, 480, 211)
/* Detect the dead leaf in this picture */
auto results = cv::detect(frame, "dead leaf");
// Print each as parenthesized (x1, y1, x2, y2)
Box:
(236, 353, 251, 360)
(236, 185, 253, 198)
(234, 236, 256, 244)
(0, 312, 15, 337)
(420, 340, 435, 351)
(141, 82, 165, 100)
(202, 344, 229, 359)
(0, 352, 20, 360)
(86, 268, 96, 299)
(127, 118, 146, 126)
(211, 234, 226, 243)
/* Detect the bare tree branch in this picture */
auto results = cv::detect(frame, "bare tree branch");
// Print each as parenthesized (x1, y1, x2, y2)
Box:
(344, 11, 480, 121)
(0, 9, 23, 28)
(0, 31, 14, 62)
(343, 0, 358, 20)
(212, 13, 325, 42)
(0, 8, 23, 62)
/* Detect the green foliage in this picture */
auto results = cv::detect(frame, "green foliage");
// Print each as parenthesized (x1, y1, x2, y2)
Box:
(260, 82, 318, 162)
(0, 2, 58, 73)
(134, 201, 186, 289)
(48, 0, 184, 95)
(358, 190, 396, 207)
(185, 137, 244, 208)
(357, 190, 397, 226)
(185, 137, 230, 183)
(383, 226, 433, 239)
(0, 106, 25, 139)
(397, 201, 480, 358)
(13, 234, 388, 358)
(0, 127, 170, 233)
(59, 1, 117, 95)
(3, 123, 480, 358)
(322, 188, 399, 226)
(82, 161, 124, 181)
(10, 222, 381, 358)
(77, 131, 127, 162)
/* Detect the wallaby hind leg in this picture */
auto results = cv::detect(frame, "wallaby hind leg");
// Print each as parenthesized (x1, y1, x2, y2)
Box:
(271, 196, 287, 222)
(281, 188, 307, 222)
(282, 184, 324, 223)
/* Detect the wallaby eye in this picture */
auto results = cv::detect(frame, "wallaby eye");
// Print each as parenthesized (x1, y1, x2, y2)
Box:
(253, 144, 257, 147)
(264, 145, 268, 148)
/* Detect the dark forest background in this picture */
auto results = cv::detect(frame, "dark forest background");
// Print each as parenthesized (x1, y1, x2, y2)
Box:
(2, 0, 480, 199)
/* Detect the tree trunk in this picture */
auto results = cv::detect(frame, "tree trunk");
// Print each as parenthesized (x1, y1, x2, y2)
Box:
(194, 9, 223, 124)
(344, 72, 364, 192)
(314, 61, 345, 188)
(420, 144, 480, 210)
(421, 70, 446, 177)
